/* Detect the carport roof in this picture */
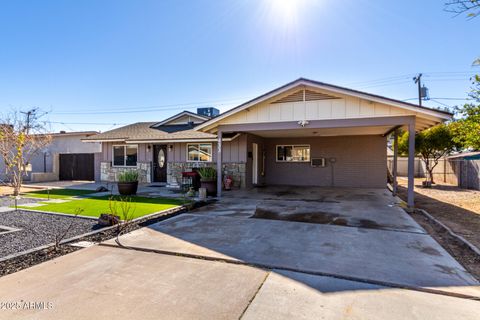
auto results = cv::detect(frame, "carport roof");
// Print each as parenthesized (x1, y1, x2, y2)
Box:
(195, 77, 453, 133)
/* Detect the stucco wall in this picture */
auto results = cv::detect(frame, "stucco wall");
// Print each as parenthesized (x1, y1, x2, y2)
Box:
(0, 133, 101, 182)
(263, 135, 387, 188)
(29, 134, 101, 174)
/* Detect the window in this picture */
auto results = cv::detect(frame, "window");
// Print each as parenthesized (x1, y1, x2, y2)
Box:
(187, 143, 212, 162)
(276, 145, 310, 162)
(113, 145, 138, 167)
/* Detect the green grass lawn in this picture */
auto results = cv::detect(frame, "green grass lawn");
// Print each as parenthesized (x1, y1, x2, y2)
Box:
(18, 195, 184, 219)
(22, 188, 98, 199)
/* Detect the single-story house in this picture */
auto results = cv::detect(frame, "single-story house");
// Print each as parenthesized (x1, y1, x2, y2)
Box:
(83, 78, 452, 206)
(1, 131, 101, 183)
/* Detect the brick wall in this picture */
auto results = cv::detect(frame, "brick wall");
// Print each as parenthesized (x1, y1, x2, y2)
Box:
(263, 135, 386, 188)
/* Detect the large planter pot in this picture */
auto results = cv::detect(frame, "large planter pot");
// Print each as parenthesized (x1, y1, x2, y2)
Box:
(117, 181, 138, 195)
(200, 179, 217, 196)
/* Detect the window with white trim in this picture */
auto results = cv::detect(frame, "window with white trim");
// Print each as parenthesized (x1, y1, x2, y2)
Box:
(187, 143, 212, 162)
(276, 145, 310, 162)
(113, 145, 138, 167)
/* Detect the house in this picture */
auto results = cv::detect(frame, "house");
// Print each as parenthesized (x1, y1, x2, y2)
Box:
(83, 78, 452, 206)
(0, 131, 101, 183)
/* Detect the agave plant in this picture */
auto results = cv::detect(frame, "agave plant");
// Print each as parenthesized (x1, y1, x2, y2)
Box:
(196, 167, 216, 181)
(118, 170, 139, 183)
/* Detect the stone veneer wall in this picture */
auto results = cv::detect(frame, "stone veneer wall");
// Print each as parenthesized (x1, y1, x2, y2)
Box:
(100, 162, 151, 183)
(167, 162, 246, 188)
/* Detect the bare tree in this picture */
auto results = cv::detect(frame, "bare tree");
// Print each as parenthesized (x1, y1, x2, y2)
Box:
(0, 109, 52, 196)
(445, 0, 480, 18)
(52, 208, 84, 251)
(108, 196, 136, 245)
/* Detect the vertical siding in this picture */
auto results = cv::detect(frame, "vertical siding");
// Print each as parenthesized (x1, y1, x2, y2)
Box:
(101, 142, 152, 163)
(166, 134, 248, 163)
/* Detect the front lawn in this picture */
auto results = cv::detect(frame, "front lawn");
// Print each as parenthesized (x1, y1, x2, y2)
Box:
(17, 195, 184, 219)
(22, 188, 98, 199)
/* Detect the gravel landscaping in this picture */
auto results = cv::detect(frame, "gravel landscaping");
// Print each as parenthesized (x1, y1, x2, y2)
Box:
(0, 210, 101, 258)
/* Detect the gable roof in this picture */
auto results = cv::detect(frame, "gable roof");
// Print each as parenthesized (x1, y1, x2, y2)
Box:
(195, 78, 452, 131)
(152, 110, 209, 127)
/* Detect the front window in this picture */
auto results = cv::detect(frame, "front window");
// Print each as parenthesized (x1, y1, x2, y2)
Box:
(113, 145, 138, 167)
(276, 145, 310, 162)
(187, 143, 212, 162)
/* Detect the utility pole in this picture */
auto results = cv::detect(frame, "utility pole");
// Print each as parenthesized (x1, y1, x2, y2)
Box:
(413, 73, 422, 107)
(21, 108, 37, 134)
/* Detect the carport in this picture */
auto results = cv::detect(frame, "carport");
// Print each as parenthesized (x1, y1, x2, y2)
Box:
(194, 78, 452, 207)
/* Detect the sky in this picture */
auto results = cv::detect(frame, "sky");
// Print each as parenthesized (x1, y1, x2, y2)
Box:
(0, 0, 478, 132)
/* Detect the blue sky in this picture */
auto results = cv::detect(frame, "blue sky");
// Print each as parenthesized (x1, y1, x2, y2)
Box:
(0, 0, 478, 132)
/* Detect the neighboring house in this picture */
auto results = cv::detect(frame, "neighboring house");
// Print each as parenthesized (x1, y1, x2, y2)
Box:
(83, 78, 452, 206)
(0, 131, 101, 183)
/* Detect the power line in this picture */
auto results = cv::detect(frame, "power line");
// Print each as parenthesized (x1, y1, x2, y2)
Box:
(50, 97, 251, 115)
(50, 121, 128, 125)
(403, 97, 469, 101)
(346, 71, 476, 88)
(430, 99, 453, 109)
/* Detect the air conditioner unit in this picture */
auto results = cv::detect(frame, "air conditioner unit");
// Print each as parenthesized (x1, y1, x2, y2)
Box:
(311, 158, 326, 168)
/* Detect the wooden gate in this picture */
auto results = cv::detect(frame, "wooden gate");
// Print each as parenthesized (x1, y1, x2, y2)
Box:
(59, 153, 94, 181)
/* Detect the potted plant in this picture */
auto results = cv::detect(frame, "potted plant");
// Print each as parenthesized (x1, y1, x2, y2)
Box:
(117, 170, 139, 195)
(196, 167, 217, 196)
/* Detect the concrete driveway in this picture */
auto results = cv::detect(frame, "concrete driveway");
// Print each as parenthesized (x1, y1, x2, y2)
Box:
(0, 187, 479, 319)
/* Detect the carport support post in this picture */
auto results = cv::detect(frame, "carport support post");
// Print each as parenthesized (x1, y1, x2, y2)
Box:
(407, 121, 416, 208)
(392, 129, 398, 196)
(217, 130, 222, 198)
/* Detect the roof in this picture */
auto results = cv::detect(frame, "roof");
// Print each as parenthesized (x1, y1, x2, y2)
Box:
(50, 131, 98, 137)
(33, 131, 98, 138)
(152, 110, 210, 127)
(195, 77, 453, 131)
(82, 122, 217, 143)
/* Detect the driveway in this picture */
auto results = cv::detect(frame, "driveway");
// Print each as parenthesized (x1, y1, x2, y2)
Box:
(0, 187, 479, 319)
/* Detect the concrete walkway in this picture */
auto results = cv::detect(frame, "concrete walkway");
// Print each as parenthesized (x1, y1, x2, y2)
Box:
(0, 186, 479, 319)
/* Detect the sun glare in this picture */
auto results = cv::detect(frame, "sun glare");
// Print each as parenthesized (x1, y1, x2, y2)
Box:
(266, 0, 310, 25)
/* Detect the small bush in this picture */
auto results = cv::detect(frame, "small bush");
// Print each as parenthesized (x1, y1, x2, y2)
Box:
(118, 170, 139, 183)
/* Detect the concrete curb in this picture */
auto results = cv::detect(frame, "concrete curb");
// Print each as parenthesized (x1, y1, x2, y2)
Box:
(0, 205, 186, 263)
(417, 208, 480, 258)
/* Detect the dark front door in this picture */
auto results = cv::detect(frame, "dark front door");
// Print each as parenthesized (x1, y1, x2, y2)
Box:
(153, 145, 167, 182)
(59, 153, 94, 181)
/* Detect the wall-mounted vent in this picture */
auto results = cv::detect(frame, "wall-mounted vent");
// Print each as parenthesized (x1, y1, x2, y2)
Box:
(311, 158, 326, 167)
(272, 89, 339, 104)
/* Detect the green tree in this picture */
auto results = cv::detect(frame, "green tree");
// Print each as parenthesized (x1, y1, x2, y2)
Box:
(451, 75, 480, 150)
(398, 124, 458, 184)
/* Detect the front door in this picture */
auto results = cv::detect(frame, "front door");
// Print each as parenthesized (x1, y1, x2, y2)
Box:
(153, 145, 167, 182)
